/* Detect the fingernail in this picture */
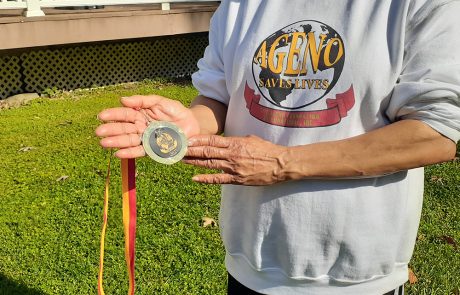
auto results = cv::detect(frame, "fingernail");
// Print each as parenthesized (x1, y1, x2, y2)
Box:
(97, 112, 107, 121)
(192, 176, 199, 181)
(188, 139, 195, 146)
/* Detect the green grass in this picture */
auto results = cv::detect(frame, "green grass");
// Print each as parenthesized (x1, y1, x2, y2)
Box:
(410, 160, 460, 295)
(0, 80, 225, 295)
(0, 80, 459, 294)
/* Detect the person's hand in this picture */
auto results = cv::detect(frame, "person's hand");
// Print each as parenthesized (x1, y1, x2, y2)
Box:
(96, 95, 200, 158)
(183, 135, 289, 186)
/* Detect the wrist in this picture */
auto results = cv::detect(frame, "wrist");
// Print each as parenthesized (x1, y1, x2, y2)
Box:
(189, 104, 223, 135)
(276, 146, 310, 182)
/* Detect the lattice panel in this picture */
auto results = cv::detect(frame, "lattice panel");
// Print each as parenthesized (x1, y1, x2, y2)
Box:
(10, 34, 208, 96)
(0, 56, 22, 99)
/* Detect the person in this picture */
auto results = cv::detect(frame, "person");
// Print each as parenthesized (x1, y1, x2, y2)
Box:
(96, 0, 460, 294)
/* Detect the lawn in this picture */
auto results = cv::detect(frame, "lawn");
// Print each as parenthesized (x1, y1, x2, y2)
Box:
(0, 80, 458, 295)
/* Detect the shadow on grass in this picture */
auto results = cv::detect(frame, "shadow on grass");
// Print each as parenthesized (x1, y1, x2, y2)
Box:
(0, 273, 45, 295)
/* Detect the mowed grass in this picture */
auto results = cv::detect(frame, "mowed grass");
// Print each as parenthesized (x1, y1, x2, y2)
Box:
(0, 80, 459, 295)
(0, 80, 225, 295)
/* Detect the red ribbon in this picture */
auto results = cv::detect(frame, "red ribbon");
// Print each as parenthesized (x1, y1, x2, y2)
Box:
(244, 82, 355, 128)
(121, 158, 137, 295)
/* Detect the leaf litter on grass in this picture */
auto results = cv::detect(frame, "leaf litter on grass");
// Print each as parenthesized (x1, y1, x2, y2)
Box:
(438, 235, 458, 250)
(18, 146, 35, 152)
(56, 175, 69, 182)
(408, 268, 418, 285)
(201, 217, 217, 228)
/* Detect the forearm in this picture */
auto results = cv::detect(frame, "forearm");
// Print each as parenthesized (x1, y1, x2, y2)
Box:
(190, 95, 227, 135)
(280, 119, 457, 180)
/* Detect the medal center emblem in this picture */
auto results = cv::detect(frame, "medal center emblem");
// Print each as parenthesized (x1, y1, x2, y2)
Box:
(142, 122, 187, 164)
(150, 127, 181, 158)
(156, 130, 178, 154)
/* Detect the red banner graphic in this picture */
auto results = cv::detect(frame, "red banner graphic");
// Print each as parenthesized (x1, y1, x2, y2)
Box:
(244, 83, 355, 128)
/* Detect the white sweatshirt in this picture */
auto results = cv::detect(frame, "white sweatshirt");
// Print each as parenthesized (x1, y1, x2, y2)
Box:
(192, 1, 460, 294)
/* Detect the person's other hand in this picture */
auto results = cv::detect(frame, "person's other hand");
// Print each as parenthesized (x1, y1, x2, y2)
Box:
(95, 95, 200, 158)
(183, 135, 289, 186)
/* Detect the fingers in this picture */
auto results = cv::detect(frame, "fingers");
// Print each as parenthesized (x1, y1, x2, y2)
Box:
(122, 95, 185, 121)
(186, 135, 235, 160)
(186, 146, 231, 160)
(182, 158, 233, 171)
(120, 95, 166, 109)
(98, 95, 183, 123)
(98, 107, 145, 124)
(95, 122, 141, 137)
(100, 134, 142, 149)
(114, 146, 146, 159)
(188, 135, 231, 148)
(192, 173, 235, 184)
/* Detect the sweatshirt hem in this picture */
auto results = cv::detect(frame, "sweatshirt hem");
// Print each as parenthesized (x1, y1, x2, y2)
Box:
(226, 253, 409, 295)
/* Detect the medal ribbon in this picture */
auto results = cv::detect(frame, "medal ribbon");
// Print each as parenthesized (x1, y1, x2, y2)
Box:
(122, 158, 137, 295)
(98, 158, 137, 295)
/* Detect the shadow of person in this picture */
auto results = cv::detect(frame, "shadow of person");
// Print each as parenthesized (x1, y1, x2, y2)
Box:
(0, 273, 46, 295)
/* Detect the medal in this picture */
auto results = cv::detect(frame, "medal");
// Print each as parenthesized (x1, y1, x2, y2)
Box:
(142, 121, 187, 165)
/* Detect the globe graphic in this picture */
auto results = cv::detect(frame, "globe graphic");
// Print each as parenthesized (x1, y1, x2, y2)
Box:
(252, 20, 345, 109)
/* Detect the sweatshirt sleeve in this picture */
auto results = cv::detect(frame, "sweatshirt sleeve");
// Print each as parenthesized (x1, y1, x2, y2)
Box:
(191, 4, 230, 105)
(385, 1, 460, 143)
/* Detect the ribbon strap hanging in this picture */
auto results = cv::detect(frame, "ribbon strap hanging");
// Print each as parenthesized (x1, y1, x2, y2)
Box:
(98, 158, 137, 295)
(97, 157, 111, 295)
(121, 158, 137, 295)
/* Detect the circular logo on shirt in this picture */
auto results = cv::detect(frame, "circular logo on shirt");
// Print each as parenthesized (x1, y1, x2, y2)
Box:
(252, 20, 345, 109)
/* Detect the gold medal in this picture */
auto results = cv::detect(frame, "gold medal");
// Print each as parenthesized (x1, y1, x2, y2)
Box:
(142, 121, 187, 165)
